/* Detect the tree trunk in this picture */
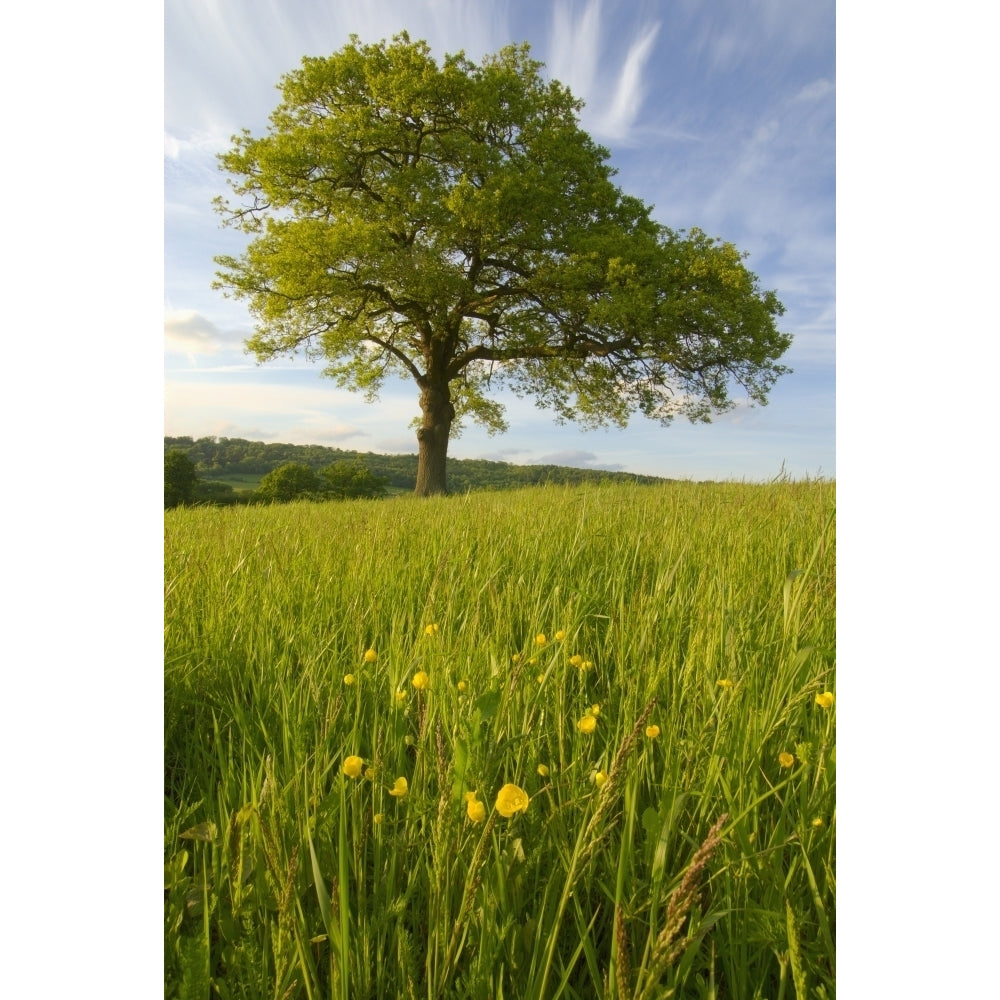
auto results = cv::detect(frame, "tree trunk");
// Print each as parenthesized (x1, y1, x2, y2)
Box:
(414, 380, 455, 496)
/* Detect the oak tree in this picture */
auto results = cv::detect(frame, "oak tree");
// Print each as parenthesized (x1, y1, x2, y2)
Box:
(214, 34, 791, 495)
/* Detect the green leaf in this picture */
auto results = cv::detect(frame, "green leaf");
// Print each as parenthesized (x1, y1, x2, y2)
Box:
(179, 821, 217, 842)
(474, 689, 501, 721)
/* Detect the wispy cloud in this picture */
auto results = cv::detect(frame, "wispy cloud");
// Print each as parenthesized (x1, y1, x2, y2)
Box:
(547, 0, 661, 143)
(599, 22, 661, 140)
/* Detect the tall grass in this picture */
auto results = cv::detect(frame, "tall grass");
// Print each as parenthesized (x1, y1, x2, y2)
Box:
(165, 480, 835, 999)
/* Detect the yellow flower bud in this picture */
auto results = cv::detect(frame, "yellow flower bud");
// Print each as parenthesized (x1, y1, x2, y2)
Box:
(466, 796, 486, 824)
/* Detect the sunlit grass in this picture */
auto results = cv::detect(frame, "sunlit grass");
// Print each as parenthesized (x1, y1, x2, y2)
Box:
(165, 480, 835, 999)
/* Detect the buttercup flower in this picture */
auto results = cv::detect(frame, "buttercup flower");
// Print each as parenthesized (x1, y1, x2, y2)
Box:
(537, 764, 550, 777)
(554, 630, 566, 641)
(389, 776, 408, 798)
(512, 653, 522, 663)
(464, 791, 486, 824)
(343, 673, 355, 686)
(716, 679, 734, 690)
(593, 770, 608, 788)
(815, 691, 835, 709)
(412, 670, 430, 691)
(569, 654, 584, 667)
(495, 783, 529, 818)
(373, 813, 383, 825)
(424, 623, 439, 636)
(778, 752, 795, 769)
(457, 680, 468, 692)
(811, 817, 824, 828)
(645, 725, 661, 739)
(536, 674, 545, 684)
(581, 661, 593, 671)
(535, 634, 547, 646)
(342, 755, 364, 779)
(393, 690, 407, 707)
(577, 714, 597, 734)
(589, 704, 601, 717)
(364, 648, 377, 663)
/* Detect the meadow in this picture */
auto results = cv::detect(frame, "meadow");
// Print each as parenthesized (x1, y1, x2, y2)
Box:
(164, 479, 835, 999)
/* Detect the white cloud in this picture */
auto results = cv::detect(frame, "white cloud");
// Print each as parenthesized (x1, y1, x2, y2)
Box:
(794, 78, 835, 103)
(599, 23, 661, 140)
(547, 0, 661, 144)
(164, 309, 245, 357)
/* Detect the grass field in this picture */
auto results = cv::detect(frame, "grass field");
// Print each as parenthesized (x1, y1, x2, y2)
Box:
(165, 480, 835, 999)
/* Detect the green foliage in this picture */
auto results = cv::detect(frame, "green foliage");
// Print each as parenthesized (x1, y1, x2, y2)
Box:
(193, 480, 236, 505)
(320, 460, 388, 499)
(213, 34, 792, 493)
(165, 449, 199, 509)
(255, 462, 321, 502)
(165, 480, 835, 997)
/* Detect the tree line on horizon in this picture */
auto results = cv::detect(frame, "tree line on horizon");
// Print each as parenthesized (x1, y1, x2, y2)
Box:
(164, 435, 669, 508)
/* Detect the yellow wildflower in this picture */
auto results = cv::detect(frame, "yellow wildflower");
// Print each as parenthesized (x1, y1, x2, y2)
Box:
(577, 714, 597, 734)
(457, 680, 468, 692)
(815, 691, 835, 709)
(512, 653, 521, 663)
(569, 654, 584, 667)
(645, 725, 660, 739)
(536, 674, 545, 684)
(373, 813, 383, 825)
(424, 623, 439, 636)
(593, 770, 608, 788)
(716, 679, 734, 690)
(464, 792, 486, 824)
(364, 648, 377, 663)
(412, 670, 430, 691)
(554, 630, 566, 641)
(537, 764, 550, 777)
(388, 776, 408, 798)
(589, 704, 601, 717)
(343, 673, 355, 686)
(811, 817, 824, 828)
(495, 783, 529, 818)
(342, 755, 364, 779)
(535, 633, 547, 646)
(393, 690, 406, 707)
(778, 752, 795, 769)
(581, 661, 593, 671)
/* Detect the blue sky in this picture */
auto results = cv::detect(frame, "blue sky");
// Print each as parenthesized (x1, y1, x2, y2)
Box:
(165, 0, 835, 481)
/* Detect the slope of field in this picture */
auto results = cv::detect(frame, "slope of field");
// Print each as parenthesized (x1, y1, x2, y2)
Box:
(165, 480, 835, 998)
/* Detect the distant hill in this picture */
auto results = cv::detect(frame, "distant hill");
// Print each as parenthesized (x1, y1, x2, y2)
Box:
(164, 436, 670, 493)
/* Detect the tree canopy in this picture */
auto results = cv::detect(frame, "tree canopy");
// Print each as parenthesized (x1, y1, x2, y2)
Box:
(214, 33, 791, 495)
(164, 449, 198, 509)
(256, 462, 322, 502)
